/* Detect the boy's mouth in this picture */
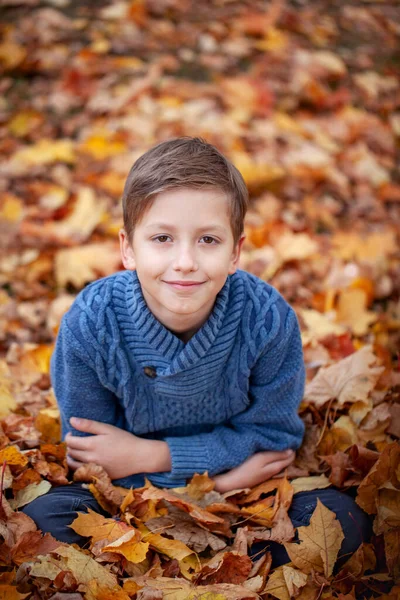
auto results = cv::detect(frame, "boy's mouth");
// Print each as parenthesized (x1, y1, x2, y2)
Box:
(164, 280, 205, 288)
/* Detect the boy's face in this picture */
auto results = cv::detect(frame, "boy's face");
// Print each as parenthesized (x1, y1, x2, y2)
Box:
(119, 187, 245, 338)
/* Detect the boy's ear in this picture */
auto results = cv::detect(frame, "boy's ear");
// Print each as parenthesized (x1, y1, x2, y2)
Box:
(119, 229, 136, 270)
(228, 234, 245, 274)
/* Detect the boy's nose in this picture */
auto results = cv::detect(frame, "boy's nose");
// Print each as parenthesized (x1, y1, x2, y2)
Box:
(173, 246, 198, 271)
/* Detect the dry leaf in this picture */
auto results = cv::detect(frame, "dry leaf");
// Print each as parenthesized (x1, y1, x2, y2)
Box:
(291, 474, 331, 494)
(102, 528, 149, 563)
(304, 345, 384, 408)
(70, 508, 131, 545)
(284, 499, 345, 577)
(9, 480, 51, 509)
(54, 243, 122, 288)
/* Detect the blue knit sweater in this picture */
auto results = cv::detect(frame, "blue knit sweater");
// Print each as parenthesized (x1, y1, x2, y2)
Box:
(51, 268, 305, 489)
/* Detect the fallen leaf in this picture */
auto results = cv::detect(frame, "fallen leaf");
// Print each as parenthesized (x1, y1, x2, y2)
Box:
(194, 552, 252, 585)
(284, 499, 344, 577)
(304, 345, 384, 408)
(9, 480, 52, 509)
(70, 508, 131, 545)
(12, 139, 76, 166)
(102, 528, 149, 563)
(54, 242, 122, 288)
(291, 474, 331, 494)
(142, 485, 231, 536)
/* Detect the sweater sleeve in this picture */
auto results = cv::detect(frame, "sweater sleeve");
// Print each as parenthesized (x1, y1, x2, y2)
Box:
(164, 305, 305, 479)
(52, 315, 190, 489)
(51, 316, 127, 439)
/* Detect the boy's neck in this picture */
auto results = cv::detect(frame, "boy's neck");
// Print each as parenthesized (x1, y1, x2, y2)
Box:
(169, 328, 195, 344)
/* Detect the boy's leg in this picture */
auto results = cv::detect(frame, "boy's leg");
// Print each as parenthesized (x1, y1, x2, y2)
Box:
(250, 488, 373, 570)
(21, 483, 110, 545)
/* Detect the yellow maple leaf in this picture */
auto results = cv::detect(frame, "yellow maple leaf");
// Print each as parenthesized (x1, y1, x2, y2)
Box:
(51, 186, 106, 243)
(284, 499, 344, 577)
(35, 407, 61, 444)
(146, 532, 195, 562)
(0, 360, 16, 418)
(12, 139, 76, 166)
(300, 309, 346, 346)
(54, 242, 122, 288)
(332, 230, 397, 262)
(336, 288, 377, 336)
(70, 507, 131, 545)
(79, 132, 127, 160)
(102, 528, 149, 563)
(0, 446, 28, 468)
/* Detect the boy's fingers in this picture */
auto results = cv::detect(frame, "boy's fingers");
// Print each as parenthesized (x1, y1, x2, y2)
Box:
(67, 448, 89, 463)
(70, 417, 111, 434)
(262, 455, 294, 476)
(258, 450, 294, 464)
(66, 454, 84, 470)
(65, 434, 90, 450)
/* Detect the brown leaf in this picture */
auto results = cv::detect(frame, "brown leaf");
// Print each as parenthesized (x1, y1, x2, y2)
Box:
(356, 442, 400, 514)
(194, 552, 252, 585)
(145, 512, 226, 553)
(134, 576, 259, 600)
(284, 499, 345, 577)
(10, 531, 61, 566)
(383, 528, 400, 580)
(142, 485, 231, 536)
(304, 345, 384, 408)
(73, 463, 123, 514)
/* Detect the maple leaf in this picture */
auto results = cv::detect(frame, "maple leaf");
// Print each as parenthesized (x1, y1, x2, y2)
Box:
(356, 442, 400, 515)
(284, 499, 345, 577)
(194, 552, 252, 586)
(133, 575, 259, 600)
(142, 485, 231, 536)
(54, 242, 122, 288)
(264, 565, 307, 600)
(304, 345, 384, 408)
(70, 507, 131, 545)
(37, 545, 131, 600)
(9, 480, 51, 509)
(102, 528, 149, 563)
(10, 531, 61, 566)
(73, 463, 124, 513)
(145, 512, 226, 553)
(290, 474, 331, 494)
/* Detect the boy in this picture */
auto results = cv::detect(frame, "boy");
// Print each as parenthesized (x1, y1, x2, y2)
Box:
(23, 137, 371, 562)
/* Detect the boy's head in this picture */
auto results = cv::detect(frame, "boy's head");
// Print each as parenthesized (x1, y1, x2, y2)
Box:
(119, 137, 249, 338)
(121, 137, 248, 247)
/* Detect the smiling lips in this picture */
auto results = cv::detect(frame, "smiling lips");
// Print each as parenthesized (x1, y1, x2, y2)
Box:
(165, 280, 205, 288)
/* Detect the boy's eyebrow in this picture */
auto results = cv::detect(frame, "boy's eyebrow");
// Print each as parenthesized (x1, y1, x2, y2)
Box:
(144, 223, 227, 233)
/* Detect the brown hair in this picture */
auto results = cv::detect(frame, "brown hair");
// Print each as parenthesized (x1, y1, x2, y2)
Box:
(122, 137, 249, 246)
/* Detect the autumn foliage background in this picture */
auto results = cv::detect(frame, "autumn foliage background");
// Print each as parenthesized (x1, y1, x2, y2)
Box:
(0, 1, 399, 599)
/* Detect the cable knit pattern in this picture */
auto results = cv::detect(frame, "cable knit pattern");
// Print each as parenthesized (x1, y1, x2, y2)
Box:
(51, 269, 305, 488)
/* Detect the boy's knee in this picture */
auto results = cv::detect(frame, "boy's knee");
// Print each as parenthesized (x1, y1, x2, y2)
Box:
(21, 483, 108, 545)
(289, 488, 373, 552)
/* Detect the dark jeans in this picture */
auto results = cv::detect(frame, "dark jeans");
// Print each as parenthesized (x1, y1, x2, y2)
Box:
(22, 484, 372, 569)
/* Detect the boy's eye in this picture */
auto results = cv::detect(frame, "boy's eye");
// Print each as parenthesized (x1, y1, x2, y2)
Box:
(153, 235, 171, 243)
(201, 236, 218, 244)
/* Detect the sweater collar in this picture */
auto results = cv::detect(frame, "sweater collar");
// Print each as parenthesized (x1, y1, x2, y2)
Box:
(120, 269, 234, 376)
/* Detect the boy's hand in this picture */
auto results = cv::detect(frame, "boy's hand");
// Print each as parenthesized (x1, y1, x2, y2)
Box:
(213, 449, 295, 493)
(65, 417, 171, 479)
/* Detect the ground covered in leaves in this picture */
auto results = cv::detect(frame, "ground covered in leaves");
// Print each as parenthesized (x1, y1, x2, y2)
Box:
(0, 0, 400, 598)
